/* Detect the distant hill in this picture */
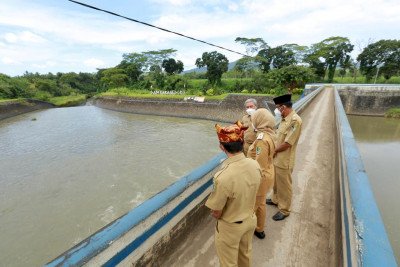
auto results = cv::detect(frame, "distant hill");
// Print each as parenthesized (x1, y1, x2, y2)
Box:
(183, 61, 237, 73)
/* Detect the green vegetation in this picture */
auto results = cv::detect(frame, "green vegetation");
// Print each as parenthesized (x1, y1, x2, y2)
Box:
(385, 108, 400, 119)
(0, 98, 28, 105)
(1, 37, 399, 106)
(48, 94, 87, 107)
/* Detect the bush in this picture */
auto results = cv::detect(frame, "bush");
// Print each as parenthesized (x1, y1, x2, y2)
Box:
(385, 108, 400, 119)
(206, 88, 215, 96)
(34, 91, 52, 101)
(292, 88, 304, 95)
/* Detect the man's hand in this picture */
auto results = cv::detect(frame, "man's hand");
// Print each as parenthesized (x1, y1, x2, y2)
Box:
(211, 210, 222, 219)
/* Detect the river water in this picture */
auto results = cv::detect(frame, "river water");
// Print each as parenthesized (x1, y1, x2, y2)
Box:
(348, 115, 400, 261)
(0, 106, 221, 266)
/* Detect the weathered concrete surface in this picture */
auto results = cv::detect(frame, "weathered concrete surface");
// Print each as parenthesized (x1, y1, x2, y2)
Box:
(0, 99, 54, 120)
(306, 84, 400, 116)
(163, 87, 340, 266)
(338, 86, 400, 116)
(91, 94, 274, 123)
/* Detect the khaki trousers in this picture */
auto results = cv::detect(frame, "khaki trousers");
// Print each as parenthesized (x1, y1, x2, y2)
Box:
(254, 175, 273, 232)
(215, 214, 257, 267)
(254, 195, 266, 232)
(272, 166, 293, 216)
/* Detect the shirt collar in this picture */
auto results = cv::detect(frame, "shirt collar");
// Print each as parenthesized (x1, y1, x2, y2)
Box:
(223, 153, 245, 167)
(283, 110, 295, 121)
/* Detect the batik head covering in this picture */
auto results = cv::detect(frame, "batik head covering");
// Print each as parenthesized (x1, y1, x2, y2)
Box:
(215, 121, 248, 143)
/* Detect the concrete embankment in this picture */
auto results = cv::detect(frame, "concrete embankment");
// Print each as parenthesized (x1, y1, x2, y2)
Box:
(0, 99, 54, 120)
(306, 84, 400, 116)
(91, 94, 275, 122)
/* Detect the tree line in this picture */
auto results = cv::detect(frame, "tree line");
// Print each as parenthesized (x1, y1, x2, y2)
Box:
(1, 37, 400, 100)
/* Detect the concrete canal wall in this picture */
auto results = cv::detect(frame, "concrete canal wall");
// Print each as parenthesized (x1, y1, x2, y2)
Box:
(306, 84, 400, 116)
(91, 94, 275, 123)
(0, 99, 54, 120)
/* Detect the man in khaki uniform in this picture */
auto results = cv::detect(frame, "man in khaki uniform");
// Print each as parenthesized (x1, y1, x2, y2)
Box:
(241, 99, 258, 155)
(247, 108, 276, 239)
(267, 94, 302, 221)
(206, 121, 262, 267)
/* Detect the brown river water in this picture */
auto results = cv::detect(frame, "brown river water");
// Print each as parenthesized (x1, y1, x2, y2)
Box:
(0, 106, 220, 266)
(348, 115, 400, 262)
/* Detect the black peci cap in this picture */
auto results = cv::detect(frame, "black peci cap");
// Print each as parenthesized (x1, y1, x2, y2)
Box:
(273, 94, 292, 105)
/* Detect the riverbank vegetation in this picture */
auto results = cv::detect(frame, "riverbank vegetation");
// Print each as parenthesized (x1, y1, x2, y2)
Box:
(385, 108, 400, 119)
(1, 37, 399, 105)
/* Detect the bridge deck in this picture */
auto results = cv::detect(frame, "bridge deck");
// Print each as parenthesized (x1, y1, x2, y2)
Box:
(163, 88, 340, 266)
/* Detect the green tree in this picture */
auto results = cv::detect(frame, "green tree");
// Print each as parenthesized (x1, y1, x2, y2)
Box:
(118, 52, 146, 84)
(357, 39, 400, 81)
(270, 45, 297, 69)
(234, 37, 267, 56)
(100, 68, 128, 88)
(267, 65, 315, 92)
(142, 49, 177, 71)
(162, 58, 184, 75)
(195, 51, 229, 85)
(256, 47, 273, 73)
(306, 36, 354, 82)
(148, 65, 165, 88)
(233, 58, 253, 78)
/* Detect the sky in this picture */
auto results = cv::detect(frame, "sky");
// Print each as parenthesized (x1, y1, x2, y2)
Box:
(1, 0, 399, 77)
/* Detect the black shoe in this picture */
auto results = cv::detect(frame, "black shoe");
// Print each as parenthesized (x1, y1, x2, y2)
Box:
(254, 231, 265, 239)
(266, 199, 277, 206)
(272, 211, 288, 221)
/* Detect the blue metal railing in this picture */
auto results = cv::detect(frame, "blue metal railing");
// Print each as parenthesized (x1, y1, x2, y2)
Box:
(334, 88, 397, 266)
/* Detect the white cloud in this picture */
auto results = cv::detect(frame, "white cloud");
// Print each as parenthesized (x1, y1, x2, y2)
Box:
(3, 31, 46, 44)
(32, 61, 56, 69)
(2, 57, 21, 65)
(84, 58, 106, 68)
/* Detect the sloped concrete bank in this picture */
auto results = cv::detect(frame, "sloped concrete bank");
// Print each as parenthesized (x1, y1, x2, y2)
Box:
(0, 99, 54, 120)
(306, 84, 400, 116)
(91, 94, 274, 123)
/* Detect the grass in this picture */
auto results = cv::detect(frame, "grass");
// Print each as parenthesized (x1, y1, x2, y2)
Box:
(100, 89, 230, 101)
(385, 108, 400, 119)
(0, 98, 28, 105)
(48, 94, 87, 107)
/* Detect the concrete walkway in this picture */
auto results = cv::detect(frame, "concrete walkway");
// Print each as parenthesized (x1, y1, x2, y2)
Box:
(164, 88, 340, 266)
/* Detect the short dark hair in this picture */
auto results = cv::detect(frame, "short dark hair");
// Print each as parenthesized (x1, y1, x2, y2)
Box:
(283, 101, 293, 108)
(220, 141, 243, 153)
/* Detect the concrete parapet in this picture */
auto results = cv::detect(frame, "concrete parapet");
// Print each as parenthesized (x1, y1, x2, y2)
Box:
(334, 89, 397, 266)
(305, 83, 400, 116)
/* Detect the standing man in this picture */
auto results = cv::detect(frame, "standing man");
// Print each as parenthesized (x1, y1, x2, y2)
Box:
(206, 121, 262, 267)
(247, 108, 276, 239)
(267, 94, 302, 221)
(241, 99, 258, 156)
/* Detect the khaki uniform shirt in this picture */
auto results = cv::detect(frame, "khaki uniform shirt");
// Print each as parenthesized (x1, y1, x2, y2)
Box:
(247, 132, 276, 196)
(205, 153, 261, 223)
(241, 114, 257, 154)
(274, 110, 302, 170)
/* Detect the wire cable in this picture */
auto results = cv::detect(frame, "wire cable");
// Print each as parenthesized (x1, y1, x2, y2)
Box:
(67, 0, 249, 57)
